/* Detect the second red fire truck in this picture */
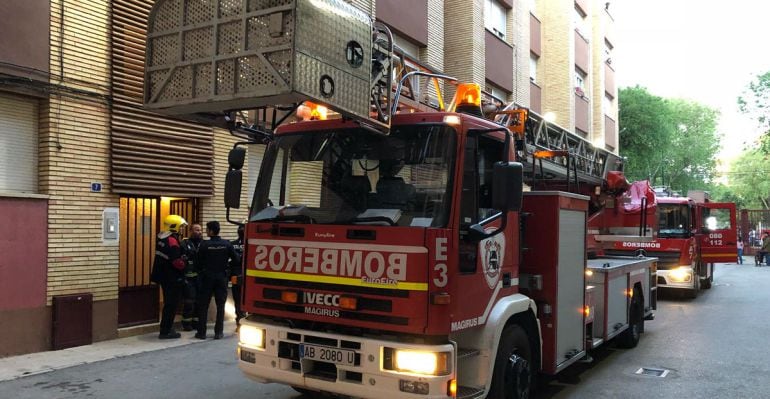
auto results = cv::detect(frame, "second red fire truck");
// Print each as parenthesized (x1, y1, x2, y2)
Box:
(143, 1, 658, 397)
(599, 185, 737, 298)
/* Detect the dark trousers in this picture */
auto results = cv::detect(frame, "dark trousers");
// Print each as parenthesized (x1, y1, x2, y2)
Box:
(232, 281, 244, 319)
(182, 277, 199, 328)
(197, 275, 228, 335)
(159, 280, 182, 335)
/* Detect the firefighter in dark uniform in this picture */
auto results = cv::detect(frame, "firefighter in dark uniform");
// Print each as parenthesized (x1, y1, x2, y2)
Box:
(181, 223, 203, 331)
(230, 224, 246, 326)
(151, 215, 187, 339)
(195, 221, 240, 339)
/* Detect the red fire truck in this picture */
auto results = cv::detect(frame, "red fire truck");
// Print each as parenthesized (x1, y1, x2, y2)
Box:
(143, 1, 657, 397)
(600, 186, 737, 298)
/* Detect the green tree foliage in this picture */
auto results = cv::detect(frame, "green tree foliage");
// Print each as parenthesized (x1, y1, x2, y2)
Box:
(618, 86, 720, 193)
(721, 151, 770, 209)
(738, 71, 770, 153)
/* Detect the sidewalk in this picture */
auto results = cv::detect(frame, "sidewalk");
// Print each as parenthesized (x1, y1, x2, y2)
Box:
(0, 321, 236, 383)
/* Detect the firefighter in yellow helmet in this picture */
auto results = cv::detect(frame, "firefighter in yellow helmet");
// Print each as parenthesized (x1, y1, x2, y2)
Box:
(151, 214, 188, 339)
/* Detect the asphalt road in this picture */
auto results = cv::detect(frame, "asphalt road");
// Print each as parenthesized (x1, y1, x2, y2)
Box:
(1, 262, 768, 399)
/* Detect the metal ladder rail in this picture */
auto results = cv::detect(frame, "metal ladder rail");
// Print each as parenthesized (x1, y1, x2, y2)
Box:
(522, 110, 621, 184)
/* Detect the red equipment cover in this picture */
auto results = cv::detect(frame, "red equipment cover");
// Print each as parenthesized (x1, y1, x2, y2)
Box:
(606, 171, 630, 192)
(623, 180, 657, 213)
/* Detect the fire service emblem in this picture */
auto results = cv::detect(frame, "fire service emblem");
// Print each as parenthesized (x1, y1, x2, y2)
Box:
(481, 234, 505, 289)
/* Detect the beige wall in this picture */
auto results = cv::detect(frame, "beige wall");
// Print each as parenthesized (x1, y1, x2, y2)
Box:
(591, 1, 619, 152)
(44, 0, 118, 304)
(511, 0, 531, 105)
(538, 0, 575, 129)
(444, 0, 485, 98)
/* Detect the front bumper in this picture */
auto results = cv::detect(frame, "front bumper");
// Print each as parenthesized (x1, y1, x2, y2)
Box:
(656, 268, 697, 289)
(237, 321, 456, 398)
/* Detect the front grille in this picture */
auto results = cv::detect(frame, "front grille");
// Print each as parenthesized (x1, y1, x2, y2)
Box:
(262, 288, 393, 312)
(255, 277, 410, 298)
(254, 301, 409, 325)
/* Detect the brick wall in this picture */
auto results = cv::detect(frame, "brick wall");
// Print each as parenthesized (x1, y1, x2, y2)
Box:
(539, 0, 575, 129)
(444, 0, 485, 98)
(43, 0, 118, 304)
(591, 0, 618, 153)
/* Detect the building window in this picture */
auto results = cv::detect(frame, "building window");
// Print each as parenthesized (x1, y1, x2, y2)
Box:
(530, 54, 538, 83)
(485, 0, 507, 40)
(0, 94, 38, 193)
(603, 94, 614, 114)
(575, 70, 586, 97)
(604, 39, 614, 66)
(574, 6, 587, 36)
(486, 82, 509, 102)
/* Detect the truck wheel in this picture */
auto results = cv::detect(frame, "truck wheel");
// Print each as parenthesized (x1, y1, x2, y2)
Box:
(487, 325, 533, 399)
(617, 289, 643, 349)
(701, 264, 713, 289)
(701, 276, 712, 289)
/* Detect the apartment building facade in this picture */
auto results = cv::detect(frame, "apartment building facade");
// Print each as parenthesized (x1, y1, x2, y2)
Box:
(0, 0, 617, 357)
(0, 0, 251, 357)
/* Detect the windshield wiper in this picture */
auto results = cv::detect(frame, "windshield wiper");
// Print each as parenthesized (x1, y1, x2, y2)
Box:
(345, 216, 397, 226)
(253, 214, 317, 224)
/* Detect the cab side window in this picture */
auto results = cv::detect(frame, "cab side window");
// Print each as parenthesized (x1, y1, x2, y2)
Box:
(458, 134, 506, 273)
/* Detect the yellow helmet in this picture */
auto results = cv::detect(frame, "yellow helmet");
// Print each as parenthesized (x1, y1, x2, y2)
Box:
(163, 215, 188, 233)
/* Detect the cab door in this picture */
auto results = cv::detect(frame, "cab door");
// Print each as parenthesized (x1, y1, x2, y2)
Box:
(697, 203, 737, 263)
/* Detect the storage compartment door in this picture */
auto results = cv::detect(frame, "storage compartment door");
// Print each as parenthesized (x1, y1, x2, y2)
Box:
(556, 209, 586, 367)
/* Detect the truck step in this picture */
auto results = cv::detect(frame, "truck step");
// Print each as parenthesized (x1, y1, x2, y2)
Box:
(457, 348, 480, 360)
(591, 337, 604, 349)
(457, 385, 485, 399)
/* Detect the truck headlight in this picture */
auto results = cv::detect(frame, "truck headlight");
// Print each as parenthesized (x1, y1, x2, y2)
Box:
(386, 349, 450, 375)
(239, 326, 265, 349)
(669, 266, 692, 282)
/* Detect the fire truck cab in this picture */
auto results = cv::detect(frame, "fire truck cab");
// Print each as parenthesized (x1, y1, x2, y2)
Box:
(607, 188, 737, 298)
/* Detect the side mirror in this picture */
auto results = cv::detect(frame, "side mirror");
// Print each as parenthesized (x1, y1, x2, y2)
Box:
(492, 162, 523, 212)
(229, 147, 246, 170)
(225, 169, 242, 209)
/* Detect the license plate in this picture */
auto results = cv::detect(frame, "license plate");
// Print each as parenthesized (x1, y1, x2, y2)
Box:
(299, 344, 356, 366)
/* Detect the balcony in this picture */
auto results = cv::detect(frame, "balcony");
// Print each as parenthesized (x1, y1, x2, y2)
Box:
(0, 1, 50, 81)
(574, 30, 589, 74)
(376, 0, 428, 46)
(605, 115, 617, 149)
(575, 92, 589, 135)
(530, 81, 542, 114)
(485, 30, 513, 92)
(530, 13, 541, 57)
(604, 62, 616, 95)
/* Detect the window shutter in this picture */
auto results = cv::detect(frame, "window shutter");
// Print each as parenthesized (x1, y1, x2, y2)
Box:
(0, 94, 38, 193)
(111, 0, 214, 197)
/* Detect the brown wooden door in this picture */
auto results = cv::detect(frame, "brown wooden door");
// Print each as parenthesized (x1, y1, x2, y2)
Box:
(118, 197, 160, 327)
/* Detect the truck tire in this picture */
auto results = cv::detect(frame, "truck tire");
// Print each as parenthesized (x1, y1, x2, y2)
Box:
(617, 289, 643, 349)
(701, 276, 712, 289)
(701, 264, 713, 289)
(487, 325, 533, 399)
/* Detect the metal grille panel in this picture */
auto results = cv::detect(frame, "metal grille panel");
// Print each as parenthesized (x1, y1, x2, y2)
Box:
(145, 0, 375, 123)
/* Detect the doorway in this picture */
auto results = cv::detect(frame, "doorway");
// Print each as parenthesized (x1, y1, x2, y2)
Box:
(117, 196, 200, 327)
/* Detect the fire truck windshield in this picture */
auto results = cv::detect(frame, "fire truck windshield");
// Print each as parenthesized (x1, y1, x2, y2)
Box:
(249, 125, 457, 227)
(658, 203, 691, 238)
